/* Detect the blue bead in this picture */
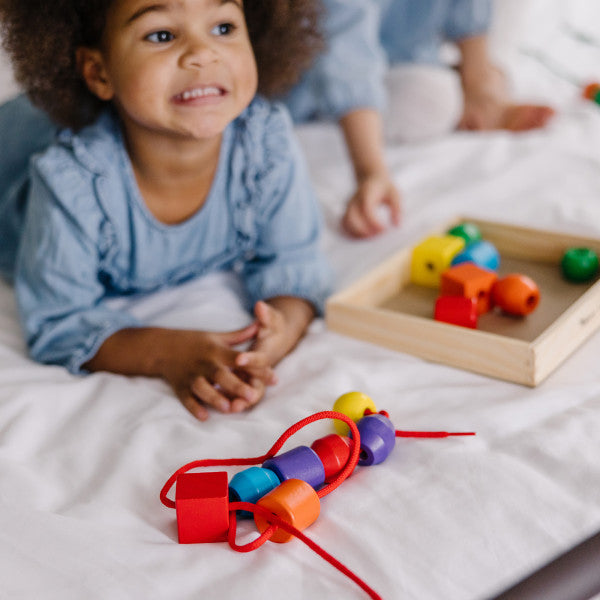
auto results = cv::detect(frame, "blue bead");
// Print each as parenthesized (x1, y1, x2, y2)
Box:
(262, 446, 326, 490)
(229, 466, 280, 506)
(355, 414, 396, 466)
(451, 240, 500, 271)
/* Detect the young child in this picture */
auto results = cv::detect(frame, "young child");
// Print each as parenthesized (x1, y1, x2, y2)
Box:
(284, 0, 555, 238)
(0, 0, 331, 421)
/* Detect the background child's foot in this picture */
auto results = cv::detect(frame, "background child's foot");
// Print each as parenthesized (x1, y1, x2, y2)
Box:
(500, 104, 555, 131)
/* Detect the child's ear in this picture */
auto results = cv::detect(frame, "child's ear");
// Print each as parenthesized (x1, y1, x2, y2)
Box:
(76, 47, 114, 101)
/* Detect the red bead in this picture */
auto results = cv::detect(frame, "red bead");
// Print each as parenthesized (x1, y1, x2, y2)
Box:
(255, 479, 321, 543)
(310, 434, 353, 483)
(492, 274, 540, 316)
(176, 472, 230, 544)
(434, 296, 478, 328)
(440, 262, 498, 314)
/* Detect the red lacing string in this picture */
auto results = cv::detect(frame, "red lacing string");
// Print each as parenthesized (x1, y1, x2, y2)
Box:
(159, 410, 360, 509)
(228, 502, 381, 600)
(362, 409, 476, 438)
(159, 411, 380, 599)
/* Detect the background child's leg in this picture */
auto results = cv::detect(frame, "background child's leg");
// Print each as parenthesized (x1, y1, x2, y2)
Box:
(383, 63, 463, 143)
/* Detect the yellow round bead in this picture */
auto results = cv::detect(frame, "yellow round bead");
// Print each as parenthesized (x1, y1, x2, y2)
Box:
(332, 391, 377, 435)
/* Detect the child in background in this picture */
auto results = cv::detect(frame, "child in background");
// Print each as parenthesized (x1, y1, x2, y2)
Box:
(284, 0, 555, 238)
(0, 0, 331, 421)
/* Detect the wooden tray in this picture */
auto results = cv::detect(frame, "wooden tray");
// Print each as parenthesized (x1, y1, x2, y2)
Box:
(326, 218, 600, 386)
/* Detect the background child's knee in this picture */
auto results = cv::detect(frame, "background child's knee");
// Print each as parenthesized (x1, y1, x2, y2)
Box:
(384, 64, 463, 143)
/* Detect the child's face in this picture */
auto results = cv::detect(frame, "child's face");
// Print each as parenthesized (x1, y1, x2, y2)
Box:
(85, 0, 258, 141)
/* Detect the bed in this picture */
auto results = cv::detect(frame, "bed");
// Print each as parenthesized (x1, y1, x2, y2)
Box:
(1, 3, 600, 599)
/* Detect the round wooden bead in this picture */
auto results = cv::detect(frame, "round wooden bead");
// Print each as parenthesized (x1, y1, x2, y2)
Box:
(310, 434, 353, 483)
(583, 82, 600, 100)
(561, 247, 599, 282)
(492, 274, 540, 315)
(447, 222, 482, 245)
(355, 414, 396, 466)
(262, 446, 325, 490)
(255, 479, 321, 543)
(229, 467, 280, 516)
(333, 391, 377, 435)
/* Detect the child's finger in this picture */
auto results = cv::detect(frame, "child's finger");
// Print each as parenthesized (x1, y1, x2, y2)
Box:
(221, 322, 259, 346)
(385, 187, 402, 226)
(190, 376, 233, 413)
(211, 368, 260, 405)
(179, 392, 210, 421)
(235, 353, 277, 384)
(253, 300, 273, 327)
(231, 377, 266, 412)
(343, 203, 378, 238)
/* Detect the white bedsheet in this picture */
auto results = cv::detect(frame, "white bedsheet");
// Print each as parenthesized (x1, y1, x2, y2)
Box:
(2, 4, 600, 599)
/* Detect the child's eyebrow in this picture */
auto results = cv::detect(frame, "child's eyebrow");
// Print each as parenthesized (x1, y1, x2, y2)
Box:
(125, 0, 242, 26)
(125, 3, 169, 26)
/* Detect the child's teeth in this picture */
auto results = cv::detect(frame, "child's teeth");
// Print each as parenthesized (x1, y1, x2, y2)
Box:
(181, 87, 219, 100)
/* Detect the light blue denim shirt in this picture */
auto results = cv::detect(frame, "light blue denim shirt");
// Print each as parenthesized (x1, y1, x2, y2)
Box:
(0, 95, 332, 374)
(284, 0, 492, 122)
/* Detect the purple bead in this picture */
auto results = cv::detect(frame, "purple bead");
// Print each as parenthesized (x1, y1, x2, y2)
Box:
(355, 414, 396, 466)
(262, 446, 326, 490)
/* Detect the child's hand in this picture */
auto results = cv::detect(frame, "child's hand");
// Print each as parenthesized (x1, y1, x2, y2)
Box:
(248, 298, 315, 367)
(342, 173, 401, 238)
(160, 324, 277, 421)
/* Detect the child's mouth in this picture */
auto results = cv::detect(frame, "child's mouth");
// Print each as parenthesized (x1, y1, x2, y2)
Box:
(173, 86, 225, 103)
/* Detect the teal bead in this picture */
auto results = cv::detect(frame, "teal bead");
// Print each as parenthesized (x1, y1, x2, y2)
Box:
(561, 247, 599, 282)
(229, 466, 280, 517)
(451, 240, 500, 271)
(447, 222, 482, 245)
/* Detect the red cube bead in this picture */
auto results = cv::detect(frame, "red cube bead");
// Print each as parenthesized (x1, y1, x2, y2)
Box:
(176, 472, 230, 544)
(440, 262, 498, 314)
(434, 296, 478, 328)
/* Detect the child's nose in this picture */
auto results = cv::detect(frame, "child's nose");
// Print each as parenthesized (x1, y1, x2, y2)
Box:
(179, 36, 218, 69)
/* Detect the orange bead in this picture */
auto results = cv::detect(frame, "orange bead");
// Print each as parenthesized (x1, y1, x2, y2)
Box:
(492, 274, 540, 316)
(582, 82, 600, 100)
(254, 479, 320, 543)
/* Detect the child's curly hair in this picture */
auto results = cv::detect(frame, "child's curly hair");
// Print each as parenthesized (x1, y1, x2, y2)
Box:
(0, 0, 323, 129)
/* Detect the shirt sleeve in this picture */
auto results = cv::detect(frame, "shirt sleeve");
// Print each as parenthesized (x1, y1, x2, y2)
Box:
(15, 161, 140, 374)
(285, 0, 388, 122)
(241, 104, 333, 315)
(444, 0, 493, 41)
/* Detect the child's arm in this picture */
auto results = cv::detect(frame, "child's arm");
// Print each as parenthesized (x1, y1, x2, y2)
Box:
(339, 108, 401, 238)
(83, 324, 277, 421)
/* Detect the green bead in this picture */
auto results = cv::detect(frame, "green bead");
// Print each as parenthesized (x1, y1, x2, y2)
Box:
(447, 222, 482, 245)
(561, 247, 599, 282)
(594, 90, 600, 106)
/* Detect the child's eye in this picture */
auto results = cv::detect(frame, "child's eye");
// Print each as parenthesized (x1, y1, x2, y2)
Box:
(211, 23, 235, 36)
(145, 30, 174, 43)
